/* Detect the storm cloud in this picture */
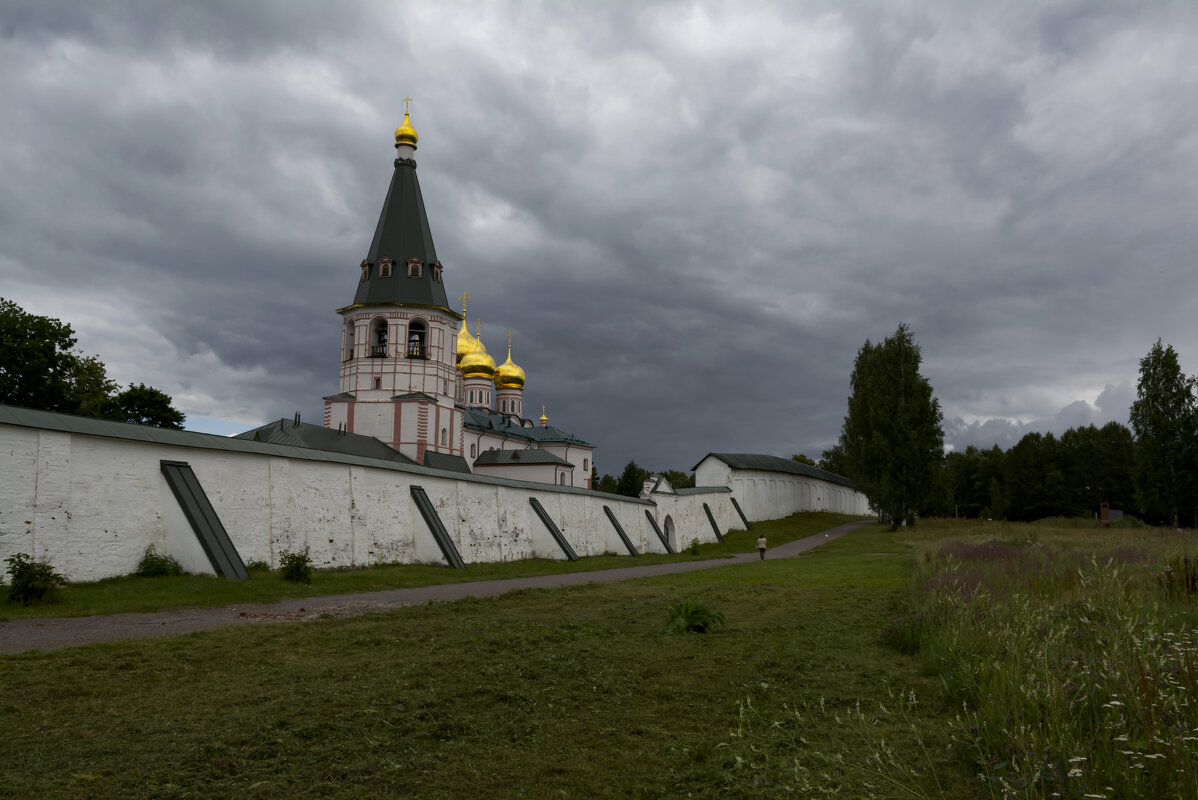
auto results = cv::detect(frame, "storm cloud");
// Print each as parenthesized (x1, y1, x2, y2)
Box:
(3, 1, 1196, 474)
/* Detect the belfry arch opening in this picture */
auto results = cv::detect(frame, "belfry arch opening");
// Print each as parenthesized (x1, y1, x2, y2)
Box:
(343, 320, 356, 361)
(407, 319, 428, 359)
(370, 317, 388, 357)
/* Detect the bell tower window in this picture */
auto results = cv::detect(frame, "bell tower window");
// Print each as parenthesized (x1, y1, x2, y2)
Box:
(343, 320, 356, 361)
(379, 257, 393, 278)
(360, 260, 370, 282)
(432, 261, 443, 283)
(407, 259, 423, 278)
(370, 318, 388, 357)
(407, 319, 428, 359)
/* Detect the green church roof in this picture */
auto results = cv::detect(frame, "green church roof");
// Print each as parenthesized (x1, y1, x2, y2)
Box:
(340, 139, 456, 315)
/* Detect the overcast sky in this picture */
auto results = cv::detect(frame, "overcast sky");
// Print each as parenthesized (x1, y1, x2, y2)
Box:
(3, 1, 1197, 475)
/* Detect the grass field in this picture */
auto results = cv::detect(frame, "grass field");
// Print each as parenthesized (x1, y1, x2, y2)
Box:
(3, 515, 1196, 798)
(0, 512, 858, 620)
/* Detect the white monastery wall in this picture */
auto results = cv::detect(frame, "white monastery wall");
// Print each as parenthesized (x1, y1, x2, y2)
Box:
(694, 459, 870, 521)
(646, 490, 745, 549)
(2, 420, 743, 582)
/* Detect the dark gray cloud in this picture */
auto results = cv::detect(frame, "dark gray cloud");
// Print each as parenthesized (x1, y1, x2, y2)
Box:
(3, 1, 1197, 474)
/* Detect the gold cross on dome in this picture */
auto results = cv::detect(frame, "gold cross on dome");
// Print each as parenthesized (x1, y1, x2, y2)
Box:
(475, 318, 483, 338)
(402, 97, 413, 114)
(505, 330, 514, 348)
(458, 292, 471, 315)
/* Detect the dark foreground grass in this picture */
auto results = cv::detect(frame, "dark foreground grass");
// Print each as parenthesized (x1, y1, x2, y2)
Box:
(0, 512, 861, 620)
(0, 523, 980, 799)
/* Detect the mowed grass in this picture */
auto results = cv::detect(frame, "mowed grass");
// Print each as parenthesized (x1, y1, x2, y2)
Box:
(0, 519, 985, 799)
(0, 511, 861, 620)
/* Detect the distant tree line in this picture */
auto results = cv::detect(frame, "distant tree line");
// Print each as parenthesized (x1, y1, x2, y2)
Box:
(1, 297, 185, 429)
(921, 422, 1136, 522)
(823, 333, 1198, 528)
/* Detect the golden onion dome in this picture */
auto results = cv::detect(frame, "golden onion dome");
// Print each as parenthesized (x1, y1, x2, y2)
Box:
(539, 406, 549, 426)
(456, 322, 483, 365)
(394, 111, 419, 149)
(493, 344, 526, 389)
(459, 339, 496, 378)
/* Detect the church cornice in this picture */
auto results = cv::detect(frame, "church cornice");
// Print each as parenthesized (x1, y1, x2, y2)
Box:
(335, 301, 465, 319)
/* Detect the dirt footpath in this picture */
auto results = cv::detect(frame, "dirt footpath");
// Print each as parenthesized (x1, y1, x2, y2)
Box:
(0, 521, 871, 655)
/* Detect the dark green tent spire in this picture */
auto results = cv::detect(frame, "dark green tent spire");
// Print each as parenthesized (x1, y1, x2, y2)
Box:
(341, 113, 454, 314)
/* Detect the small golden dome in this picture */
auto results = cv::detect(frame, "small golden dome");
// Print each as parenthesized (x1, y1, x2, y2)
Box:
(493, 344, 526, 389)
(539, 406, 549, 426)
(394, 111, 419, 149)
(460, 338, 495, 378)
(456, 323, 483, 365)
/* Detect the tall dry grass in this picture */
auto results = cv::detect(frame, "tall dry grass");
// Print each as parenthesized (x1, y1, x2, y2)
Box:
(891, 521, 1198, 799)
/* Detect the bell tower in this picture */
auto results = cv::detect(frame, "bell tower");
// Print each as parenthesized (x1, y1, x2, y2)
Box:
(324, 104, 465, 463)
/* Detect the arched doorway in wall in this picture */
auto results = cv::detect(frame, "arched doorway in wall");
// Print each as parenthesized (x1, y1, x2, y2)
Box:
(664, 515, 676, 552)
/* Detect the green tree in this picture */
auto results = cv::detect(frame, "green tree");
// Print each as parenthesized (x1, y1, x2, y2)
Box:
(837, 323, 944, 529)
(1004, 432, 1066, 521)
(615, 460, 650, 498)
(818, 443, 849, 477)
(1129, 339, 1197, 527)
(1059, 422, 1135, 517)
(103, 383, 186, 429)
(0, 297, 113, 413)
(658, 469, 695, 489)
(596, 473, 619, 494)
(790, 453, 816, 466)
(0, 297, 183, 427)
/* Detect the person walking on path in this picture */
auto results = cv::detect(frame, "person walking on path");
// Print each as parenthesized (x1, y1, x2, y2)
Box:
(756, 534, 767, 560)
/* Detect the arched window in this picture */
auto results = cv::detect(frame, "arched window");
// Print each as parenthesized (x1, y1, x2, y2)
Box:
(583, 458, 589, 472)
(407, 319, 427, 359)
(343, 320, 356, 361)
(470, 443, 477, 458)
(440, 428, 448, 446)
(370, 318, 388, 357)
(559, 473, 567, 485)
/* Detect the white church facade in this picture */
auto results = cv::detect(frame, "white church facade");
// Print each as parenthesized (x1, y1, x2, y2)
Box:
(320, 111, 594, 488)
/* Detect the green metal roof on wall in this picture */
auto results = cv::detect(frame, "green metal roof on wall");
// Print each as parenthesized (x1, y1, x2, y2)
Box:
(422, 451, 471, 473)
(0, 403, 647, 501)
(233, 418, 415, 464)
(693, 452, 856, 489)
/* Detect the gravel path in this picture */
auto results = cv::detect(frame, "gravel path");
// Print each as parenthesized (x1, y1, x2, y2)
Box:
(0, 520, 872, 655)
